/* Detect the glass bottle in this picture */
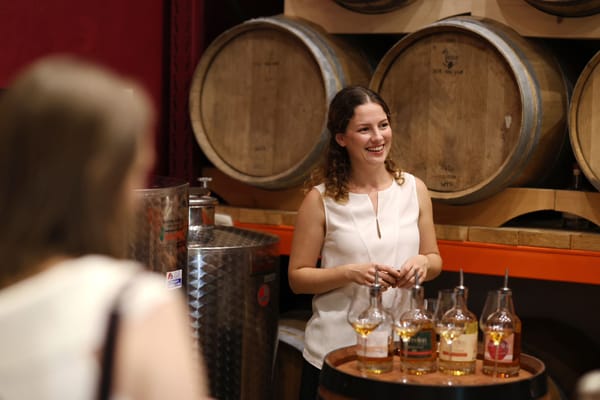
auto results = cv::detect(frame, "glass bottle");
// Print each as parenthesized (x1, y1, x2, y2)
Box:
(398, 274, 437, 375)
(562, 163, 590, 230)
(438, 271, 478, 375)
(482, 287, 522, 377)
(351, 272, 393, 374)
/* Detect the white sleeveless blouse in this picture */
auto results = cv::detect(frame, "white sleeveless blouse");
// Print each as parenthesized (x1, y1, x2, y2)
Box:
(303, 172, 421, 369)
(0, 255, 173, 400)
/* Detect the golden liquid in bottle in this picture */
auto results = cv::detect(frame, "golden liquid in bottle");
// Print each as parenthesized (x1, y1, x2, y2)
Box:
(482, 322, 522, 377)
(438, 320, 478, 376)
(401, 320, 437, 375)
(395, 326, 419, 342)
(356, 335, 394, 374)
(357, 323, 394, 374)
(439, 327, 463, 343)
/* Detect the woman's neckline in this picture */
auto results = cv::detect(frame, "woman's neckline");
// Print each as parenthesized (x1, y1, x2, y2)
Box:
(347, 177, 395, 195)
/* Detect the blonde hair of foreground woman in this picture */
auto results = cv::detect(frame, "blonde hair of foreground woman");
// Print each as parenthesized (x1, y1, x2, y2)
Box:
(0, 55, 210, 399)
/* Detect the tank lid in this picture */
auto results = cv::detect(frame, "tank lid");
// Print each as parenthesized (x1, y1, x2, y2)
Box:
(190, 177, 218, 207)
(189, 194, 218, 207)
(188, 225, 279, 249)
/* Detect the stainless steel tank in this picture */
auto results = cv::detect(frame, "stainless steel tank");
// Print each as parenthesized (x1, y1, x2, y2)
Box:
(188, 180, 280, 400)
(129, 176, 189, 291)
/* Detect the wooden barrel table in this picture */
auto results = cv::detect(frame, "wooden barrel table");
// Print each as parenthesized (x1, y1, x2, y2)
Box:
(319, 346, 551, 400)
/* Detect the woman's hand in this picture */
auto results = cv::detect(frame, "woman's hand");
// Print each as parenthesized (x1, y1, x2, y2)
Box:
(346, 263, 401, 289)
(395, 255, 429, 288)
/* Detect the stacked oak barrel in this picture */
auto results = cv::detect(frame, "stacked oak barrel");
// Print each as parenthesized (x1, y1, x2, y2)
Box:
(190, 0, 600, 217)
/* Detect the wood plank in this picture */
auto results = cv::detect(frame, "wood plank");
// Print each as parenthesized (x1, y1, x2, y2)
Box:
(202, 167, 305, 211)
(468, 226, 520, 245)
(571, 232, 600, 251)
(435, 224, 469, 241)
(555, 189, 600, 227)
(471, 0, 600, 38)
(432, 188, 556, 227)
(517, 228, 572, 249)
(284, 0, 471, 34)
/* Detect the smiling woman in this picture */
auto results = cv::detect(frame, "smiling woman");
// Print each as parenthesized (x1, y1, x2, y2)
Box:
(288, 85, 443, 400)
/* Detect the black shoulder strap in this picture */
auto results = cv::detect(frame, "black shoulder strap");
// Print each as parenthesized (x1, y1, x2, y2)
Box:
(97, 274, 138, 400)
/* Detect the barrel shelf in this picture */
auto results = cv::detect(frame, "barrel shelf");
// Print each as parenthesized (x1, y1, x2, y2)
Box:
(284, 0, 471, 34)
(472, 0, 600, 39)
(215, 188, 600, 286)
(205, 167, 600, 229)
(284, 0, 600, 38)
(432, 187, 600, 228)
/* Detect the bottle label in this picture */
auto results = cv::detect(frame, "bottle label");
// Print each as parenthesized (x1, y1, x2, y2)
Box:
(439, 332, 477, 362)
(406, 329, 435, 359)
(364, 330, 390, 357)
(484, 333, 514, 362)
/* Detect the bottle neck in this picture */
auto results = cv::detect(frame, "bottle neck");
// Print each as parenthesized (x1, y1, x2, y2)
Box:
(370, 286, 383, 307)
(454, 287, 468, 310)
(411, 286, 425, 310)
(498, 290, 516, 314)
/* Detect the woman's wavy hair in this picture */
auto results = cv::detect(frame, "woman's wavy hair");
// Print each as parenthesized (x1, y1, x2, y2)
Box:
(305, 85, 403, 202)
(0, 55, 154, 287)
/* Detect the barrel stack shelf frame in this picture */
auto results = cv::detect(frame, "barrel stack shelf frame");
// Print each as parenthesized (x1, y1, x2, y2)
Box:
(278, 0, 600, 229)
(192, 0, 600, 281)
(284, 0, 600, 38)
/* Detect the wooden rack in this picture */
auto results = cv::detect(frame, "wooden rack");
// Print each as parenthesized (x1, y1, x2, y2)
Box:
(284, 0, 600, 38)
(221, 207, 600, 285)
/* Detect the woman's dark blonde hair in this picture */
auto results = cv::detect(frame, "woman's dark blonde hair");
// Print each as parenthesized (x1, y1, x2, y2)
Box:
(0, 55, 154, 287)
(306, 85, 403, 202)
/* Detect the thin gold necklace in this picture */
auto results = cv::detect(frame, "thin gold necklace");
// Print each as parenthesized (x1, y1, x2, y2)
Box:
(373, 191, 381, 239)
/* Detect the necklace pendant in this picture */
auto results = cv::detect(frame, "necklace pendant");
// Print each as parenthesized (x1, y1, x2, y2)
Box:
(376, 217, 382, 239)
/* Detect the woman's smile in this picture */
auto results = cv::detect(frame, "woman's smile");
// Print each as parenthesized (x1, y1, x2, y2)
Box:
(336, 101, 392, 165)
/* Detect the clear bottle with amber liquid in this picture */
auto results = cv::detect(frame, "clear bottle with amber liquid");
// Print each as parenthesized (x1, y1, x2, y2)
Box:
(349, 271, 393, 374)
(437, 270, 478, 375)
(481, 273, 522, 377)
(397, 272, 437, 375)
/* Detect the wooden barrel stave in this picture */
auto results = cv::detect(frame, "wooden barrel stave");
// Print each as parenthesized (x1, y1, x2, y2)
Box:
(569, 50, 600, 192)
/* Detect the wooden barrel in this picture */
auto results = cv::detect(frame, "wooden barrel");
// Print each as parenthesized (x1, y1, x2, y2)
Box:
(333, 0, 417, 14)
(318, 346, 552, 400)
(569, 50, 600, 192)
(189, 16, 371, 189)
(524, 0, 600, 17)
(369, 16, 569, 204)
